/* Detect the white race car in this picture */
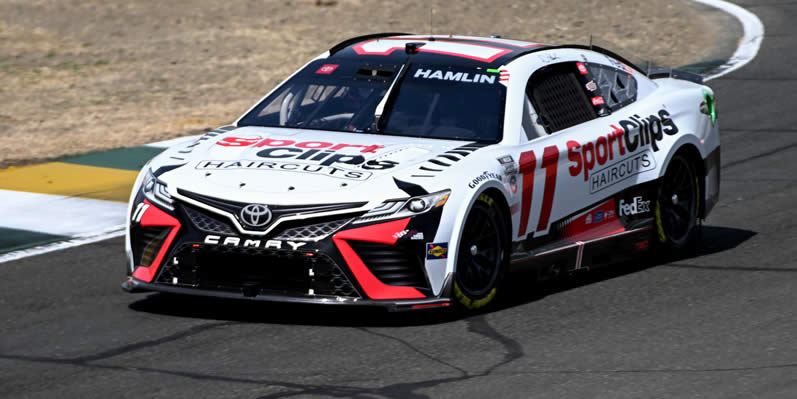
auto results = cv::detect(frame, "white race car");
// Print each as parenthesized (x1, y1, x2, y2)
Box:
(122, 33, 720, 311)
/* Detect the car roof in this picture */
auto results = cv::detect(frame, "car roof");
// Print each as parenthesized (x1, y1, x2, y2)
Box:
(327, 33, 550, 68)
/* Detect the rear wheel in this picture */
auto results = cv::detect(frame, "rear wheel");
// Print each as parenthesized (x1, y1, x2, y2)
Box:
(654, 154, 700, 253)
(453, 193, 508, 310)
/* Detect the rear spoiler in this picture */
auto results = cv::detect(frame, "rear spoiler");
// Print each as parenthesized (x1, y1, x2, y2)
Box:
(646, 67, 704, 84)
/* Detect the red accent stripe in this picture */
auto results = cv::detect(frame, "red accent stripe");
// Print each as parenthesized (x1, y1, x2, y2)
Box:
(132, 200, 181, 283)
(535, 146, 559, 232)
(352, 39, 513, 63)
(517, 150, 536, 237)
(332, 218, 425, 300)
(386, 36, 547, 49)
(411, 302, 451, 309)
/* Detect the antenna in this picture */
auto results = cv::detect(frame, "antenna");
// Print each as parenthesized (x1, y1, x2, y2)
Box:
(589, 34, 593, 50)
(429, 7, 433, 36)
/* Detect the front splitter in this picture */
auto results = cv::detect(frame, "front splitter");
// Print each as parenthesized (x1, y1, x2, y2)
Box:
(121, 277, 451, 312)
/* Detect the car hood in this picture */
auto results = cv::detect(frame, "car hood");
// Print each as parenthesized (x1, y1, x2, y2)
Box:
(156, 126, 479, 204)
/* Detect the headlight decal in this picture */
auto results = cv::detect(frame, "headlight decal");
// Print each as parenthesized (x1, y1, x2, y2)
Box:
(354, 190, 450, 224)
(142, 169, 174, 211)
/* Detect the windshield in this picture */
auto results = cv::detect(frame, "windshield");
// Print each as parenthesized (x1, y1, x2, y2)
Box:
(238, 60, 505, 142)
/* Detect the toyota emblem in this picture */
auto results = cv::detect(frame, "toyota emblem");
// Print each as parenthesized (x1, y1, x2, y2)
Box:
(239, 204, 272, 228)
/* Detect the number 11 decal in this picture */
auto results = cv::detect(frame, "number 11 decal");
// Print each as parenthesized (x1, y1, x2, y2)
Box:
(518, 145, 559, 237)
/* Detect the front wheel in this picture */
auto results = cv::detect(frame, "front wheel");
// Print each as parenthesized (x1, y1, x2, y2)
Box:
(453, 193, 508, 310)
(654, 154, 700, 254)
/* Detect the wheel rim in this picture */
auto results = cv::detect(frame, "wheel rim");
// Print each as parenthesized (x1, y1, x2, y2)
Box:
(658, 156, 697, 245)
(457, 203, 503, 297)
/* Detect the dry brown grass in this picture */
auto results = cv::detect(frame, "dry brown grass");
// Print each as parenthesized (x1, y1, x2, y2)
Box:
(0, 0, 731, 167)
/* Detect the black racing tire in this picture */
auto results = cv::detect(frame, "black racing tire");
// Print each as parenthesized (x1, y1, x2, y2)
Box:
(453, 193, 509, 310)
(653, 154, 701, 255)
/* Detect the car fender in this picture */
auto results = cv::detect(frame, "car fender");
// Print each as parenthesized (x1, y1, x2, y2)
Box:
(434, 167, 513, 295)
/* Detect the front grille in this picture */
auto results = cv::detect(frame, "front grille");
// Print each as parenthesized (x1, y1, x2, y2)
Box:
(182, 204, 236, 235)
(178, 189, 366, 232)
(271, 217, 352, 241)
(349, 241, 428, 288)
(156, 244, 360, 298)
(131, 226, 170, 267)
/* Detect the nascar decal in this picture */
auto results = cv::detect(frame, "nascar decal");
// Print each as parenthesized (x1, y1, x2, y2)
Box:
(196, 160, 372, 181)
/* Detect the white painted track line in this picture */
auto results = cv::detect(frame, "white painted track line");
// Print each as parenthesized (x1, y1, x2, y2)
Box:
(0, 227, 125, 264)
(1, 189, 127, 236)
(695, 0, 765, 81)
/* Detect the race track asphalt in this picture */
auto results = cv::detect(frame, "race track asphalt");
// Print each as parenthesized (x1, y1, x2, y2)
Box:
(1, 1, 795, 397)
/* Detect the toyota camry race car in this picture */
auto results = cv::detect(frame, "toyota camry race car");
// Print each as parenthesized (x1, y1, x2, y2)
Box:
(122, 33, 720, 311)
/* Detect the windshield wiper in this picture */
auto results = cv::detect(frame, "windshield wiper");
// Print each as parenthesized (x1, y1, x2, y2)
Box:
(372, 60, 411, 133)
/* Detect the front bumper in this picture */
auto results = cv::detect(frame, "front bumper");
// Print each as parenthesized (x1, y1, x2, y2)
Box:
(124, 195, 450, 311)
(121, 277, 452, 311)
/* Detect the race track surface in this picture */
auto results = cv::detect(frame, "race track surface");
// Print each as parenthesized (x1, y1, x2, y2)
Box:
(1, 1, 795, 397)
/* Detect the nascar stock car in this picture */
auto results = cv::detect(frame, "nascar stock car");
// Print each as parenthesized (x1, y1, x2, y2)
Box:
(122, 33, 720, 311)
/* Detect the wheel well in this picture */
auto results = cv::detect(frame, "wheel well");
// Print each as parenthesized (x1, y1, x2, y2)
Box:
(479, 188, 513, 244)
(670, 144, 706, 219)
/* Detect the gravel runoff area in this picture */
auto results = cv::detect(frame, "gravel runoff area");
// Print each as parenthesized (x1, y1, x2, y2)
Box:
(0, 0, 739, 167)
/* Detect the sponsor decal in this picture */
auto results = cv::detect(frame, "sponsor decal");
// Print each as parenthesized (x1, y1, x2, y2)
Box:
(315, 64, 339, 74)
(497, 155, 517, 175)
(255, 148, 397, 170)
(468, 170, 502, 189)
(576, 62, 589, 75)
(216, 137, 384, 153)
(413, 68, 496, 84)
(214, 137, 397, 172)
(393, 229, 419, 240)
(585, 213, 592, 224)
(197, 160, 373, 180)
(594, 210, 604, 223)
(619, 196, 651, 216)
(426, 243, 448, 260)
(410, 232, 425, 240)
(591, 96, 605, 106)
(215, 136, 262, 147)
(606, 56, 634, 74)
(203, 235, 307, 250)
(585, 80, 597, 91)
(568, 109, 678, 184)
(589, 151, 655, 193)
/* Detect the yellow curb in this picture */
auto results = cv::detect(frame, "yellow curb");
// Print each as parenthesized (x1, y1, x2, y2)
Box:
(0, 162, 139, 202)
